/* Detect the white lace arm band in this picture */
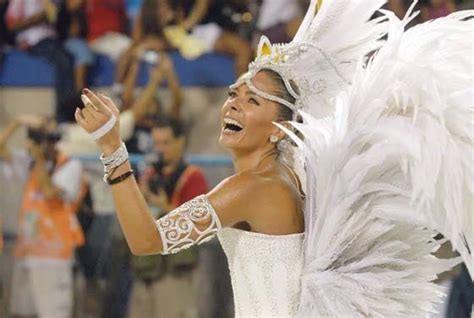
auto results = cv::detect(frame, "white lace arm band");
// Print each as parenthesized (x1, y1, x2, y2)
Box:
(156, 195, 222, 255)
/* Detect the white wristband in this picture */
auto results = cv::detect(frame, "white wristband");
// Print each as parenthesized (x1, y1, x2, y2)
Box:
(91, 115, 117, 141)
(80, 93, 117, 141)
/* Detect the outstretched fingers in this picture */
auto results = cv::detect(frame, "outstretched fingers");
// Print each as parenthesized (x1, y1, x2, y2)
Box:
(97, 92, 120, 116)
(83, 88, 111, 115)
(75, 107, 89, 127)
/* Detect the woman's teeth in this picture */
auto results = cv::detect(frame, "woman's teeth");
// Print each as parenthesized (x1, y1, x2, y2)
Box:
(224, 118, 243, 132)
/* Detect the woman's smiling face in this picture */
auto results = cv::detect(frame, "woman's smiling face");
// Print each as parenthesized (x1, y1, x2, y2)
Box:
(219, 71, 283, 154)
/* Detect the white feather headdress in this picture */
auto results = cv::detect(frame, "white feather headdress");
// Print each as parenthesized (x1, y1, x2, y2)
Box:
(232, 0, 388, 118)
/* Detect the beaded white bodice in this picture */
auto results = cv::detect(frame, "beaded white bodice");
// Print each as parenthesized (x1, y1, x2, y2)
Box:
(218, 228, 304, 318)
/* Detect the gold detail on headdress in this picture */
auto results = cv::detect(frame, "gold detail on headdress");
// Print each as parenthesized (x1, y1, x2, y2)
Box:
(257, 36, 272, 57)
(261, 42, 271, 56)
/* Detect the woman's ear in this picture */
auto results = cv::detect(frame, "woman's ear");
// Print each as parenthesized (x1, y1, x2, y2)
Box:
(272, 121, 291, 141)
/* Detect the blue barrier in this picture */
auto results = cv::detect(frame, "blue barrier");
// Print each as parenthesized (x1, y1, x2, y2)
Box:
(75, 153, 233, 167)
(0, 50, 235, 87)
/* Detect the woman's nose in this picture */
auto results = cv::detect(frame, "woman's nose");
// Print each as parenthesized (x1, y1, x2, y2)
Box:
(230, 99, 241, 112)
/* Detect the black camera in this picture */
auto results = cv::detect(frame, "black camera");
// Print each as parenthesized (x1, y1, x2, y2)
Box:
(27, 128, 62, 144)
(146, 153, 165, 194)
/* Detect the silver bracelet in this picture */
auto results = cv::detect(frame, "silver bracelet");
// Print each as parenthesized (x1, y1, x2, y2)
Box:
(100, 142, 129, 177)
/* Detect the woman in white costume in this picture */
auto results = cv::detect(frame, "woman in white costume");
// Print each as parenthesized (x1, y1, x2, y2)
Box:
(76, 0, 473, 316)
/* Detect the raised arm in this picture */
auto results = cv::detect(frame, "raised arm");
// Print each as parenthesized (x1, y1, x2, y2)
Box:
(121, 57, 140, 110)
(6, 0, 57, 33)
(181, 0, 209, 31)
(131, 11, 144, 44)
(160, 55, 182, 119)
(74, 89, 252, 255)
(0, 115, 43, 161)
(123, 54, 177, 119)
(0, 120, 21, 161)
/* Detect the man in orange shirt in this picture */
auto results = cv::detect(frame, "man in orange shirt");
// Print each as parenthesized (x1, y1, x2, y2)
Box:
(0, 116, 84, 318)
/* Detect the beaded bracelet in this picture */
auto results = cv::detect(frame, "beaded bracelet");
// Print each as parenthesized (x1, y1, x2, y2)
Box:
(100, 143, 129, 173)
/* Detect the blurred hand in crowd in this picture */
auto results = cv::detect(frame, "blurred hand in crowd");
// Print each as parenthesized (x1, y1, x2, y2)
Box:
(17, 114, 44, 128)
(42, 0, 58, 23)
(149, 53, 172, 80)
(65, 0, 85, 12)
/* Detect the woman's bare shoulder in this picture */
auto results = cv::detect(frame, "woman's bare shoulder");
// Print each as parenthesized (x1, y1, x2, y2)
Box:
(214, 169, 293, 198)
(207, 169, 299, 227)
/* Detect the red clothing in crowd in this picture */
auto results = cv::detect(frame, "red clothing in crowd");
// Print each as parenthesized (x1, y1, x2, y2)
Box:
(171, 165, 208, 207)
(141, 164, 208, 209)
(86, 0, 126, 41)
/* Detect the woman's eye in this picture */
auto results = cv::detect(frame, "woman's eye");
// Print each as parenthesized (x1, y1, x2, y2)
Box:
(249, 98, 260, 106)
(228, 91, 237, 98)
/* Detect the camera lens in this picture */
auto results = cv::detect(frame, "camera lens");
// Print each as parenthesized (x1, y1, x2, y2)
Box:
(27, 128, 44, 144)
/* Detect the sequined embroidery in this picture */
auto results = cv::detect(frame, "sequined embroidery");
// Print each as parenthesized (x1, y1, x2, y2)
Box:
(156, 195, 222, 254)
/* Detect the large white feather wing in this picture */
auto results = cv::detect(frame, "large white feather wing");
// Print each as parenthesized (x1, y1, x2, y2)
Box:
(284, 8, 473, 317)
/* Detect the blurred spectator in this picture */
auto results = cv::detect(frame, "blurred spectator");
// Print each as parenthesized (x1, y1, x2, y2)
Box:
(0, 115, 85, 318)
(456, 0, 474, 10)
(123, 54, 183, 154)
(0, 0, 14, 48)
(127, 115, 208, 318)
(86, 0, 127, 42)
(0, 113, 30, 318)
(252, 0, 303, 45)
(6, 0, 75, 123)
(125, 0, 144, 29)
(169, 0, 252, 76)
(56, 0, 94, 91)
(86, 0, 130, 61)
(114, 0, 169, 94)
(421, 0, 456, 21)
(447, 264, 474, 318)
(386, 0, 457, 26)
(387, 0, 411, 19)
(186, 0, 254, 39)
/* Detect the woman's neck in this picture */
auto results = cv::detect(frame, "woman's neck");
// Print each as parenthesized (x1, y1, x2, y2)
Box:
(232, 148, 278, 173)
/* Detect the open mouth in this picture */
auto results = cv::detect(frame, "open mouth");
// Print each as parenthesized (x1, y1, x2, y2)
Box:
(223, 118, 243, 133)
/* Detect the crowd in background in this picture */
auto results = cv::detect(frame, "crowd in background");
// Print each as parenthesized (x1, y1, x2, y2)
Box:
(0, 0, 467, 117)
(0, 0, 473, 318)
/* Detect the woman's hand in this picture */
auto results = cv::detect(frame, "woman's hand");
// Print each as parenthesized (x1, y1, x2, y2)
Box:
(75, 89, 122, 155)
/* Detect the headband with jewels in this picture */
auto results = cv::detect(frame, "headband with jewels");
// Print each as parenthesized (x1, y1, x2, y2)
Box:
(231, 0, 389, 119)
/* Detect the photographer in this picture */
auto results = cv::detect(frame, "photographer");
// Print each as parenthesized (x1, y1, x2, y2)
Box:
(0, 115, 84, 318)
(127, 116, 208, 318)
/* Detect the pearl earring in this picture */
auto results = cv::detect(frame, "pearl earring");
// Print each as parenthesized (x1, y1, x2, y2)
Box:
(270, 135, 279, 143)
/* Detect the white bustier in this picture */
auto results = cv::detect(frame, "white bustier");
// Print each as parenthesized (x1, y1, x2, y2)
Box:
(218, 228, 304, 318)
